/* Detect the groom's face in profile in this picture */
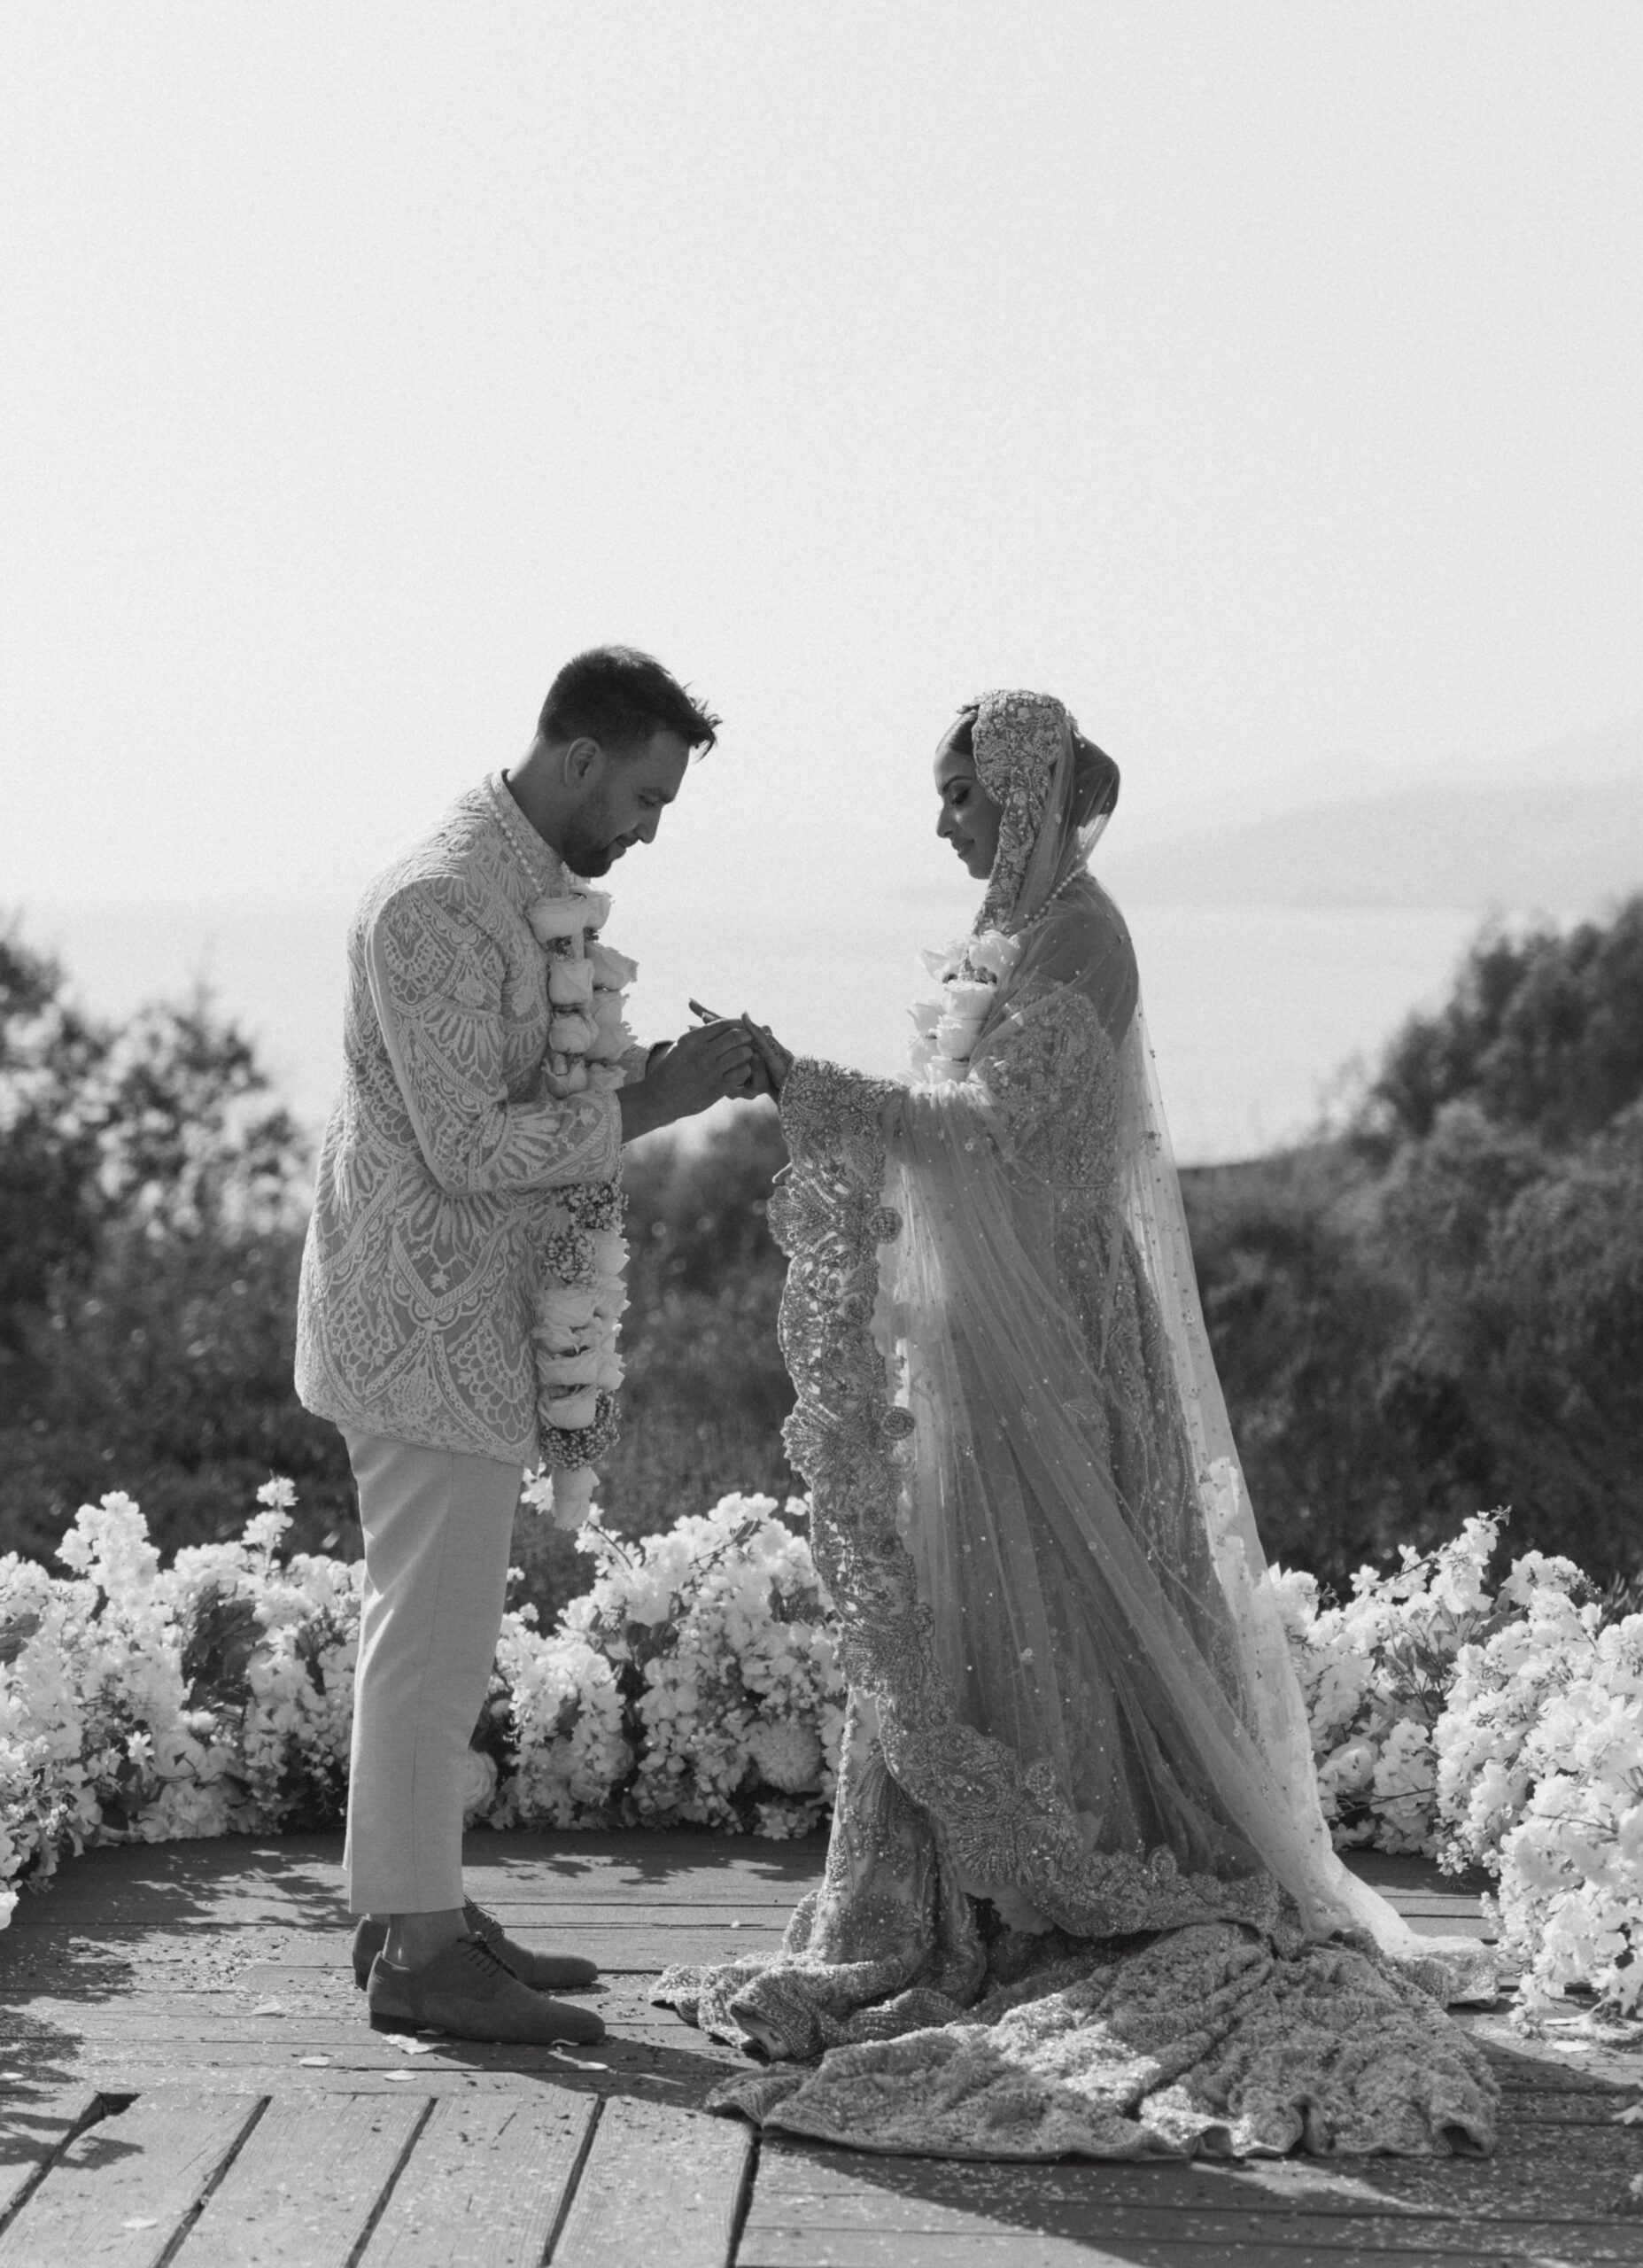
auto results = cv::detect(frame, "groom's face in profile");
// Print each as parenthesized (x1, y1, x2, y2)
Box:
(562, 726, 692, 876)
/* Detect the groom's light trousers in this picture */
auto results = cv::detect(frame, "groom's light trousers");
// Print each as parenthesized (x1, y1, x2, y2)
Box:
(341, 1428, 521, 1915)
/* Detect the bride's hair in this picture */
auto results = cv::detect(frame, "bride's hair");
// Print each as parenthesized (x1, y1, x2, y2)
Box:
(945, 704, 1120, 827)
(1071, 730, 1120, 828)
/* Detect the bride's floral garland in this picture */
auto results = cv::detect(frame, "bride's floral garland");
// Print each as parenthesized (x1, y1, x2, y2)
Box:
(521, 887, 639, 1530)
(906, 927, 1022, 1084)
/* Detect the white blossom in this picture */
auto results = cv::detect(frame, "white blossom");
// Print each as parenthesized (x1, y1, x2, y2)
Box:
(6, 1479, 1637, 2018)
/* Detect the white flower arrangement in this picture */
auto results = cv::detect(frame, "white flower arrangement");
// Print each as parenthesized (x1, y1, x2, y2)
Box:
(0, 1479, 360, 1925)
(535, 1493, 843, 1837)
(1430, 1554, 1643, 2016)
(1270, 1513, 1504, 1856)
(1271, 1509, 1643, 2017)
(0, 1481, 843, 1930)
(908, 928, 1022, 1085)
(4, 1480, 1639, 2018)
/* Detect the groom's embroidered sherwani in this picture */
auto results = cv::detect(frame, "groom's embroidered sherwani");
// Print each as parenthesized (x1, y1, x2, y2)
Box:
(296, 773, 627, 1464)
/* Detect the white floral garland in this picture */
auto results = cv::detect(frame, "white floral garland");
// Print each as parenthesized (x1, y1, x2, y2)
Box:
(521, 887, 639, 1530)
(907, 927, 1022, 1084)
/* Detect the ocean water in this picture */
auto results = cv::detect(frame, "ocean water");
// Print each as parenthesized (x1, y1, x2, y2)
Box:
(20, 897, 1484, 1164)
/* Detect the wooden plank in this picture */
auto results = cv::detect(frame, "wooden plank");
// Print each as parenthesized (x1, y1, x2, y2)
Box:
(739, 2240, 1626, 2268)
(747, 2157, 1639, 2261)
(230, 1925, 781, 1974)
(12, 1883, 339, 1922)
(358, 2091, 593, 2265)
(5, 1917, 789, 1953)
(19, 1887, 330, 1917)
(172, 2093, 423, 2267)
(1391, 1915, 1500, 1942)
(238, 1954, 663, 1991)
(19, 1890, 806, 1926)
(31, 2026, 737, 2076)
(743, 2143, 1643, 2264)
(0, 2087, 261, 2268)
(461, 1829, 825, 1874)
(0, 2002, 749, 2047)
(739, 2233, 1154, 2267)
(0, 1934, 777, 2014)
(1349, 1850, 1494, 1891)
(757, 2139, 1643, 2222)
(1373, 1897, 1492, 1915)
(0, 1998, 705, 2041)
(1499, 2096, 1642, 2127)
(748, 2185, 1638, 2250)
(553, 2096, 752, 2268)
(464, 1889, 812, 1912)
(0, 1828, 822, 1899)
(2, 2054, 724, 2100)
(0, 2087, 103, 2225)
(435, 1902, 797, 1924)
(5, 1970, 699, 2023)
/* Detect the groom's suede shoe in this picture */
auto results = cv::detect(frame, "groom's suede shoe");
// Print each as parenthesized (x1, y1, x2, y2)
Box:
(367, 1935, 606, 2045)
(352, 1901, 599, 1992)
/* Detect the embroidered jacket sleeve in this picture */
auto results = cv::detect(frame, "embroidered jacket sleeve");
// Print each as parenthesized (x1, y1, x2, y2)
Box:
(367, 880, 621, 1194)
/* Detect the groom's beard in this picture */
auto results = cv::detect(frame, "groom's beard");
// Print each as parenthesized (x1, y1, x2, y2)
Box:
(560, 796, 627, 877)
(568, 837, 616, 876)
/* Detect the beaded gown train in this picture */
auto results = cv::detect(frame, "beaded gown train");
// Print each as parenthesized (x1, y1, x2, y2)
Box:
(655, 691, 1497, 2160)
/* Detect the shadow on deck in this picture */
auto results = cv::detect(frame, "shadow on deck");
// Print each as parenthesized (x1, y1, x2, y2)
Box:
(1, 1830, 1638, 2264)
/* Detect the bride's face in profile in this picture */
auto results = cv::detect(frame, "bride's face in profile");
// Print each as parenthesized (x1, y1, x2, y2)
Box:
(934, 730, 1002, 880)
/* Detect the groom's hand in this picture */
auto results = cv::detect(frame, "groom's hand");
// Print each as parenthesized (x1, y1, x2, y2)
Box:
(617, 1020, 755, 1141)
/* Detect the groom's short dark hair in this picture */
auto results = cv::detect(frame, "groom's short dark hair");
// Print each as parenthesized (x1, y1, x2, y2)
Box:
(538, 647, 720, 757)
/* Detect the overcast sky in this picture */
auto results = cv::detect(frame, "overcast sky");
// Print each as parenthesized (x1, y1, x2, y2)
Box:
(5, 2, 1640, 955)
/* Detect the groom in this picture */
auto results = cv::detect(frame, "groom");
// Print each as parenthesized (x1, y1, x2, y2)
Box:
(296, 646, 756, 2044)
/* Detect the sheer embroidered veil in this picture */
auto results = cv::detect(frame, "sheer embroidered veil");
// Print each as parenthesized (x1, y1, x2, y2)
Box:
(899, 688, 1491, 1984)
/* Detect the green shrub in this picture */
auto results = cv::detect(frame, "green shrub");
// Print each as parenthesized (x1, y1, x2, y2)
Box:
(1186, 897, 1643, 1587)
(1364, 897, 1643, 1152)
(597, 1108, 794, 1529)
(0, 930, 352, 1564)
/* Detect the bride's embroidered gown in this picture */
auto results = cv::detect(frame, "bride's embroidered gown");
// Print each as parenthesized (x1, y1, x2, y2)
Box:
(655, 692, 1497, 2160)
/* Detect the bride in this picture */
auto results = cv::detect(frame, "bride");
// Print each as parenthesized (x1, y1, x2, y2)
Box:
(655, 689, 1497, 2160)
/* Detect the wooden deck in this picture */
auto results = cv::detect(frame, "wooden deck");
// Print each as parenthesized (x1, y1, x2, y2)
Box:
(1, 1830, 1638, 2264)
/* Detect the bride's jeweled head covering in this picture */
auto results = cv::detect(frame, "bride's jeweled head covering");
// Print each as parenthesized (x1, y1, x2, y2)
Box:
(968, 689, 1115, 936)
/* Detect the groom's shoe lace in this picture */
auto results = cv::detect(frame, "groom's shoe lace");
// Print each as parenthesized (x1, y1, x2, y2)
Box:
(464, 1901, 515, 1962)
(352, 1901, 599, 1992)
(463, 1898, 600, 1991)
(366, 1931, 606, 2045)
(456, 1934, 515, 1992)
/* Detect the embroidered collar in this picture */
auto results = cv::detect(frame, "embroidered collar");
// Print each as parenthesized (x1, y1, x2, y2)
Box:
(484, 771, 575, 900)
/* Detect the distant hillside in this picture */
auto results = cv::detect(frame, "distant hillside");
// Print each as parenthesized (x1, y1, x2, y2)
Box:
(1101, 778, 1643, 912)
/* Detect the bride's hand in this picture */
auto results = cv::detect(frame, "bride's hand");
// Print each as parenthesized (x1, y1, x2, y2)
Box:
(687, 999, 793, 1098)
(742, 1017, 794, 1097)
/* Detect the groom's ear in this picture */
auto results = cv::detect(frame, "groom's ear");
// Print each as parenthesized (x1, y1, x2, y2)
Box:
(560, 735, 603, 787)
